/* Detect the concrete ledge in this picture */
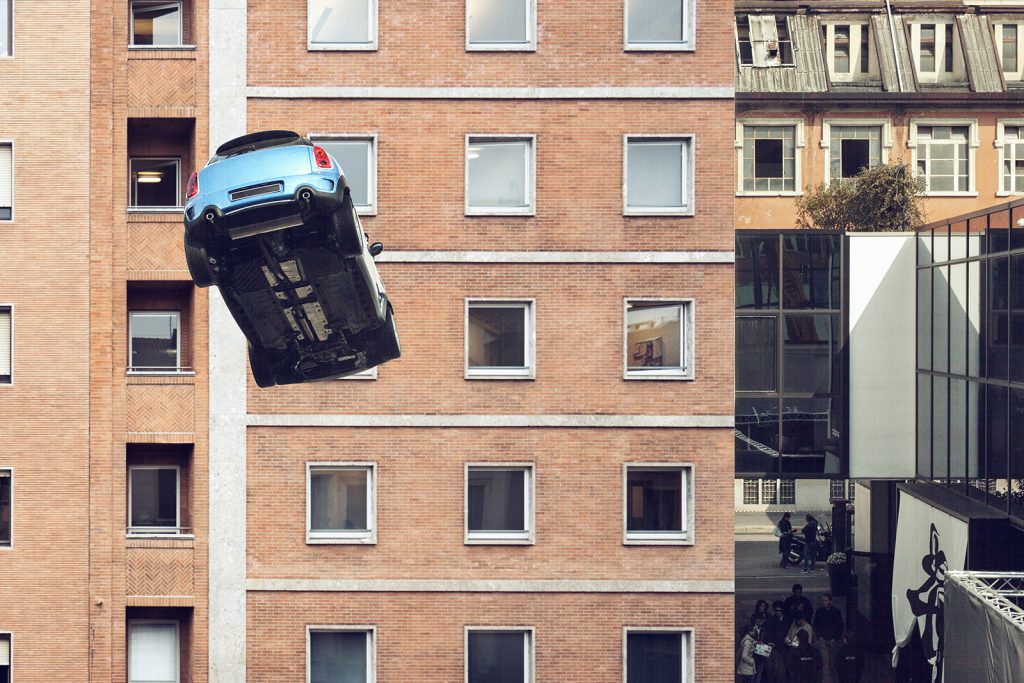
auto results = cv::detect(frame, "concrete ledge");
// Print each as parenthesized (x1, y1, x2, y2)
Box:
(376, 251, 735, 264)
(246, 414, 736, 428)
(246, 579, 735, 593)
(248, 86, 736, 100)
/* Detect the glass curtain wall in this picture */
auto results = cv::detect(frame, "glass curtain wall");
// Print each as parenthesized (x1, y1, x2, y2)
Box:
(736, 232, 846, 477)
(917, 200, 1024, 520)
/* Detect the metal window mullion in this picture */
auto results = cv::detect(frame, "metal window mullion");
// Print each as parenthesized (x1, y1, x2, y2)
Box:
(776, 235, 785, 478)
(946, 258, 952, 484)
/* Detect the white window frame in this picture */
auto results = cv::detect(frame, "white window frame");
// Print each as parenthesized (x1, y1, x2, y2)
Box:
(306, 626, 376, 683)
(464, 135, 536, 216)
(465, 0, 536, 51)
(129, 1, 185, 48)
(128, 620, 180, 683)
(338, 367, 378, 380)
(623, 463, 693, 545)
(0, 141, 12, 223)
(735, 119, 805, 197)
(308, 134, 378, 215)
(128, 157, 182, 210)
(464, 463, 535, 545)
(0, 304, 11, 386)
(993, 20, 1024, 82)
(624, 0, 694, 52)
(1, 0, 13, 59)
(907, 18, 964, 83)
(306, 462, 377, 545)
(821, 20, 877, 82)
(464, 627, 534, 683)
(820, 119, 893, 184)
(623, 298, 694, 381)
(128, 310, 182, 373)
(908, 118, 979, 197)
(622, 627, 693, 683)
(127, 465, 181, 535)
(464, 299, 536, 380)
(0, 469, 12, 550)
(996, 119, 1024, 196)
(307, 0, 378, 51)
(622, 135, 695, 216)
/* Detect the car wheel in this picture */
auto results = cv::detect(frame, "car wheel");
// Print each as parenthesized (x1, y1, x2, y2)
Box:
(378, 304, 401, 361)
(247, 344, 277, 388)
(331, 190, 363, 256)
(184, 231, 215, 288)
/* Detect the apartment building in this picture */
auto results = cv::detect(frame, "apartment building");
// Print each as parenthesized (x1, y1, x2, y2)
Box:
(89, 0, 211, 681)
(732, 0, 1024, 510)
(207, 0, 736, 680)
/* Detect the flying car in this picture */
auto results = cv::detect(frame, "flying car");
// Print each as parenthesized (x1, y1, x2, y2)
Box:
(183, 130, 400, 387)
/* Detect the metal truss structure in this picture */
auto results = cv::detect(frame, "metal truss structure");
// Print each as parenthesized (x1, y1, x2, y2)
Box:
(947, 571, 1024, 633)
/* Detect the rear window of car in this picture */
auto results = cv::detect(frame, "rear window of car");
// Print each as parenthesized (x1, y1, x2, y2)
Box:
(209, 134, 311, 165)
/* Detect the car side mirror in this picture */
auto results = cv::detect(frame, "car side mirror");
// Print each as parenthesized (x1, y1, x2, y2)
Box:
(369, 242, 384, 257)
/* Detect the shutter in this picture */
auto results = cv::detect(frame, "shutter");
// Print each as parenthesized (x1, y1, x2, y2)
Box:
(0, 637, 9, 666)
(748, 15, 779, 67)
(0, 310, 10, 378)
(0, 145, 11, 208)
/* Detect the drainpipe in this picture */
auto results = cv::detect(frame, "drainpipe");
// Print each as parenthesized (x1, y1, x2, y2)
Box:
(885, 0, 905, 92)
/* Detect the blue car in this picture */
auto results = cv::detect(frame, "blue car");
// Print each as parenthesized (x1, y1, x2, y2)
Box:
(183, 130, 400, 387)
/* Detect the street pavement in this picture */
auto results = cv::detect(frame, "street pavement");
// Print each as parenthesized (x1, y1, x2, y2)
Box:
(735, 539, 830, 624)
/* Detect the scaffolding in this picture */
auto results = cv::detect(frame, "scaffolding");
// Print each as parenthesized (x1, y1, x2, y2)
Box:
(946, 571, 1024, 632)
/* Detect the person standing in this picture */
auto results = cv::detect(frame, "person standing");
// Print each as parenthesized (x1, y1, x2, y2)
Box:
(776, 512, 794, 568)
(737, 624, 758, 683)
(812, 593, 844, 683)
(834, 631, 863, 683)
(783, 584, 813, 622)
(801, 515, 819, 573)
(787, 630, 822, 683)
(763, 601, 789, 683)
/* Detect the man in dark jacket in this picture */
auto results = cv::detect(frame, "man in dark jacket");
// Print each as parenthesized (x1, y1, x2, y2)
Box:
(812, 593, 844, 682)
(801, 515, 819, 573)
(834, 631, 863, 683)
(777, 512, 794, 567)
(783, 584, 813, 623)
(787, 629, 821, 683)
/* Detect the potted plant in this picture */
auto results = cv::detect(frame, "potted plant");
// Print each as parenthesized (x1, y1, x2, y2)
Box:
(827, 552, 849, 596)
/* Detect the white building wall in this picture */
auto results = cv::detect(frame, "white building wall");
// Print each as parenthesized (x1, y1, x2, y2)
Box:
(733, 479, 834, 512)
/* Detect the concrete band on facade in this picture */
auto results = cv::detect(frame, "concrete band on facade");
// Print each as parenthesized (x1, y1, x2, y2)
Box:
(376, 251, 736, 264)
(246, 579, 735, 593)
(245, 414, 737, 428)
(248, 86, 736, 100)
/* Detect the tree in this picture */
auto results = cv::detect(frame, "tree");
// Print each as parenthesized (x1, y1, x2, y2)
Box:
(796, 162, 926, 232)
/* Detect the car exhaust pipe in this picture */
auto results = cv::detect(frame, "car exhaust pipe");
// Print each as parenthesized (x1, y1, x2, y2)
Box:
(205, 211, 216, 223)
(300, 189, 312, 202)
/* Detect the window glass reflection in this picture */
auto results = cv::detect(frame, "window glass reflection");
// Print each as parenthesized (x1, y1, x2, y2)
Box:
(781, 397, 840, 474)
(918, 375, 932, 478)
(735, 398, 779, 475)
(782, 235, 840, 309)
(736, 235, 780, 310)
(783, 314, 840, 394)
(736, 317, 777, 392)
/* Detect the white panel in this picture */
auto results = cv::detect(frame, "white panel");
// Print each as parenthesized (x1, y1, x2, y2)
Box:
(848, 234, 917, 478)
(0, 145, 11, 207)
(0, 638, 9, 666)
(0, 310, 10, 376)
(129, 623, 178, 682)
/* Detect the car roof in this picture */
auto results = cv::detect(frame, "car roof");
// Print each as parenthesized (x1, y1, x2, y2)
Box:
(214, 130, 311, 158)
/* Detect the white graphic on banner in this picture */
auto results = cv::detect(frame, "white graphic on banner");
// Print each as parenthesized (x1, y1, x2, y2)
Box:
(891, 491, 969, 682)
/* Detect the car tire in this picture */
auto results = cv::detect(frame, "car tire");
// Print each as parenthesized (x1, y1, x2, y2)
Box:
(378, 303, 401, 361)
(331, 190, 363, 256)
(247, 344, 277, 388)
(184, 232, 215, 288)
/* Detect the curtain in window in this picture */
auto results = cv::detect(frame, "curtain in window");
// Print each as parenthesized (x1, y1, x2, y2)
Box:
(0, 146, 11, 212)
(309, 0, 371, 44)
(310, 631, 367, 683)
(468, 0, 528, 43)
(129, 623, 177, 683)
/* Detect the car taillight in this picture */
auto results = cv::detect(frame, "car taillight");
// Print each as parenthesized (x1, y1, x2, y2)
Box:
(186, 171, 199, 200)
(313, 145, 333, 169)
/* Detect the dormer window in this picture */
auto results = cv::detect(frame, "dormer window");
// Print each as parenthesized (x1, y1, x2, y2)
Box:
(822, 22, 875, 81)
(735, 15, 794, 68)
(995, 22, 1024, 82)
(910, 19, 963, 83)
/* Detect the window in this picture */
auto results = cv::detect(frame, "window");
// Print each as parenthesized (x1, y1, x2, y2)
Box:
(779, 479, 796, 505)
(311, 136, 377, 214)
(466, 629, 532, 683)
(465, 465, 533, 544)
(130, 158, 181, 208)
(129, 622, 179, 683)
(0, 143, 11, 220)
(0, 634, 8, 683)
(996, 22, 1023, 81)
(465, 137, 534, 215)
(920, 24, 936, 72)
(308, 0, 376, 50)
(911, 20, 962, 82)
(307, 464, 375, 544)
(734, 16, 794, 68)
(465, 300, 534, 379)
(742, 479, 759, 505)
(625, 0, 688, 50)
(822, 22, 873, 81)
(308, 628, 374, 683)
(833, 25, 850, 73)
(624, 300, 691, 379)
(129, 466, 180, 533)
(998, 122, 1024, 195)
(912, 123, 974, 194)
(624, 137, 693, 215)
(1, 0, 10, 57)
(0, 471, 9, 547)
(829, 478, 850, 500)
(624, 465, 690, 544)
(0, 306, 9, 384)
(129, 311, 181, 372)
(467, 0, 534, 50)
(740, 479, 792, 505)
(739, 123, 799, 194)
(130, 2, 183, 46)
(624, 629, 689, 683)
(827, 125, 883, 181)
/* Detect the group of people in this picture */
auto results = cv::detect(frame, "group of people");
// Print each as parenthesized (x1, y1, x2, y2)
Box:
(776, 512, 822, 572)
(736, 584, 863, 683)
